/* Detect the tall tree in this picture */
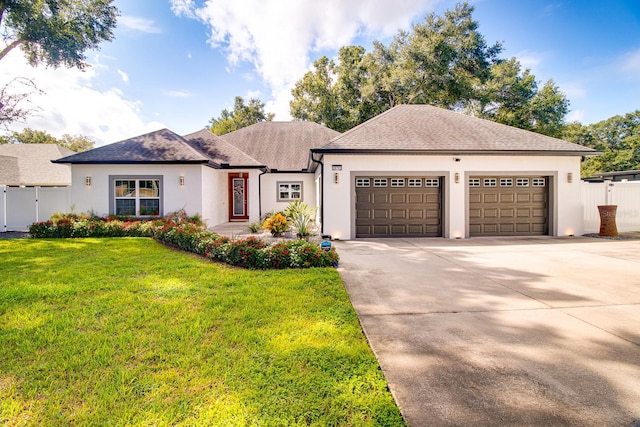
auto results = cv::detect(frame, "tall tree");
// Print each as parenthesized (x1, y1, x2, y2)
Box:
(0, 0, 119, 69)
(290, 2, 502, 131)
(1, 127, 95, 152)
(208, 96, 275, 135)
(564, 111, 640, 177)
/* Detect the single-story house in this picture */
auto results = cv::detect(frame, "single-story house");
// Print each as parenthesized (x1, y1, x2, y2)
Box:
(583, 170, 640, 182)
(54, 104, 597, 239)
(0, 144, 74, 186)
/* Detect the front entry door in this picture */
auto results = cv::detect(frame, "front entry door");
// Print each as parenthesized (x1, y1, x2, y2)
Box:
(229, 173, 249, 221)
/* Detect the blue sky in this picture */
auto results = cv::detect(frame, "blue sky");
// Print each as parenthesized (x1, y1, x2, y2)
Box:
(1, 0, 639, 146)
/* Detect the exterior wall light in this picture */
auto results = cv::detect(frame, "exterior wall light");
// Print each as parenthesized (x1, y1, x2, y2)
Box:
(180, 175, 185, 186)
(85, 176, 92, 187)
(455, 172, 460, 184)
(334, 172, 339, 184)
(567, 172, 573, 183)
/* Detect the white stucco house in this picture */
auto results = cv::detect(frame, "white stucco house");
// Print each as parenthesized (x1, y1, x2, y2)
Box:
(54, 104, 597, 239)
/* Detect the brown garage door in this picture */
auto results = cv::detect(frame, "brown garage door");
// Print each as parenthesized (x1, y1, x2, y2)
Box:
(355, 176, 442, 238)
(469, 176, 548, 236)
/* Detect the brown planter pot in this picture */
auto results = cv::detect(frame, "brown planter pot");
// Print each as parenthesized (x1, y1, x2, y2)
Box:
(597, 205, 618, 237)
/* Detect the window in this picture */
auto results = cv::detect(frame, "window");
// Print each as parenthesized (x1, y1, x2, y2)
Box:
(516, 178, 530, 187)
(113, 178, 161, 216)
(483, 178, 497, 187)
(500, 178, 513, 187)
(278, 182, 302, 201)
(532, 178, 546, 187)
(424, 178, 440, 187)
(408, 178, 422, 187)
(373, 178, 388, 187)
(391, 178, 405, 187)
(469, 178, 481, 187)
(356, 178, 370, 187)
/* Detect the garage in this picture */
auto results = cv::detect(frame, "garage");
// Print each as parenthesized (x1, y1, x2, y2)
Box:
(355, 176, 442, 237)
(469, 175, 549, 236)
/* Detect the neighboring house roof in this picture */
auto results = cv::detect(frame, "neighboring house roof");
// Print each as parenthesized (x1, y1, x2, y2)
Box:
(0, 144, 74, 186)
(584, 170, 640, 182)
(54, 129, 209, 164)
(314, 104, 598, 155)
(183, 129, 263, 168)
(221, 121, 341, 171)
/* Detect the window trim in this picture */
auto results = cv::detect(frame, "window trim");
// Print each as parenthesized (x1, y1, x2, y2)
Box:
(109, 175, 163, 217)
(277, 181, 303, 202)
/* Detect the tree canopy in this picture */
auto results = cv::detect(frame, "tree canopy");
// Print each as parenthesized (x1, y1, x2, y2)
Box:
(208, 96, 275, 135)
(0, 0, 119, 69)
(289, 2, 569, 137)
(0, 127, 95, 152)
(563, 111, 640, 177)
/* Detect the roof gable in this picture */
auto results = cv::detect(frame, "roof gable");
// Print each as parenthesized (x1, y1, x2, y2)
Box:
(316, 104, 597, 155)
(55, 129, 209, 164)
(0, 144, 73, 186)
(221, 121, 340, 170)
(183, 129, 263, 168)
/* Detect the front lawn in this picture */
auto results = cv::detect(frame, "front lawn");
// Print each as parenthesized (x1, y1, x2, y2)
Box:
(0, 238, 404, 426)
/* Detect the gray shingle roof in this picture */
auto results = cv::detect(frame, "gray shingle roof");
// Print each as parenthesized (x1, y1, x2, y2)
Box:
(54, 129, 209, 164)
(221, 121, 341, 170)
(183, 129, 263, 168)
(315, 104, 598, 155)
(0, 144, 74, 186)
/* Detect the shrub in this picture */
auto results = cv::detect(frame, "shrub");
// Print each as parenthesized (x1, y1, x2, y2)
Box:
(29, 211, 338, 270)
(263, 213, 289, 236)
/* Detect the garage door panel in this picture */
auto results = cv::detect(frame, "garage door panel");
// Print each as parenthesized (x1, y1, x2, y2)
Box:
(356, 176, 442, 237)
(470, 175, 548, 237)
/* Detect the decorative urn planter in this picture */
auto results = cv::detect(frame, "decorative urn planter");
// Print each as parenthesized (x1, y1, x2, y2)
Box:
(597, 205, 618, 237)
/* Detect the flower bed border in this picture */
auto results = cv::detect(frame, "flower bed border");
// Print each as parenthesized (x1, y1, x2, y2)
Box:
(28, 213, 338, 270)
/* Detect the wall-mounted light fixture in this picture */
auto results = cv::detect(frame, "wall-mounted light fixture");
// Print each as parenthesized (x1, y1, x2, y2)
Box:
(455, 172, 460, 184)
(179, 175, 185, 186)
(334, 172, 339, 184)
(85, 176, 92, 187)
(567, 172, 573, 183)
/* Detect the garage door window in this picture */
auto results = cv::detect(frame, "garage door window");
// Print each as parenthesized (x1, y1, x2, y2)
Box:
(356, 178, 370, 187)
(391, 178, 405, 187)
(483, 178, 497, 187)
(408, 178, 422, 187)
(532, 178, 546, 187)
(425, 178, 440, 187)
(516, 178, 529, 187)
(374, 178, 388, 187)
(500, 178, 513, 187)
(469, 178, 481, 187)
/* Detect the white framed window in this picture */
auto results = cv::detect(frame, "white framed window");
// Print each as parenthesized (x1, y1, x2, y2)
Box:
(373, 178, 388, 187)
(425, 178, 440, 187)
(500, 178, 513, 187)
(516, 178, 530, 187)
(391, 178, 405, 187)
(277, 182, 302, 201)
(356, 178, 370, 187)
(408, 178, 422, 187)
(469, 178, 481, 187)
(112, 177, 161, 216)
(532, 178, 546, 187)
(483, 178, 497, 187)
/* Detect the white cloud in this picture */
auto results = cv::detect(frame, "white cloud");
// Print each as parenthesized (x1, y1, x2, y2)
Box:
(117, 69, 129, 83)
(621, 48, 640, 72)
(163, 90, 191, 98)
(171, 0, 439, 119)
(567, 110, 584, 123)
(0, 51, 164, 146)
(515, 50, 545, 70)
(559, 81, 586, 99)
(119, 15, 162, 34)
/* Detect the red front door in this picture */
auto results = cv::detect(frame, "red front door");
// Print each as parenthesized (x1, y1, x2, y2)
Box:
(228, 173, 249, 221)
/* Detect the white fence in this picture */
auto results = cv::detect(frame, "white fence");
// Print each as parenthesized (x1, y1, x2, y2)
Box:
(582, 181, 640, 233)
(1, 186, 72, 231)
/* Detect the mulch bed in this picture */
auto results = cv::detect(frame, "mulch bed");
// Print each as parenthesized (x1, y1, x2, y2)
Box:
(0, 231, 30, 239)
(583, 233, 640, 240)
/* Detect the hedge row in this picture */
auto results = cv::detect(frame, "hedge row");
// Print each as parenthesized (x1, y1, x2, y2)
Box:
(28, 214, 339, 270)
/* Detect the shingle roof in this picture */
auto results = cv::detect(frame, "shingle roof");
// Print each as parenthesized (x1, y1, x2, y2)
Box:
(0, 144, 74, 186)
(54, 129, 209, 164)
(183, 129, 263, 168)
(221, 121, 341, 170)
(315, 104, 598, 155)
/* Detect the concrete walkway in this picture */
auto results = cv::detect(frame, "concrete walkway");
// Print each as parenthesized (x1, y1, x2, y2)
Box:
(335, 236, 640, 426)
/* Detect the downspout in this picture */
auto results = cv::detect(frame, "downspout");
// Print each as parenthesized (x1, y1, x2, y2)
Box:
(309, 151, 324, 234)
(258, 167, 268, 218)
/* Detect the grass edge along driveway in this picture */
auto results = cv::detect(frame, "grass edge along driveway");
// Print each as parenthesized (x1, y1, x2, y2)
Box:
(0, 238, 404, 426)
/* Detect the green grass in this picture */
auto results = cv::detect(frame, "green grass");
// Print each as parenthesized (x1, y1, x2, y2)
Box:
(0, 238, 404, 426)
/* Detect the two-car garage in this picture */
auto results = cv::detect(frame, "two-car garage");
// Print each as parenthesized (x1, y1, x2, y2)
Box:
(355, 175, 549, 238)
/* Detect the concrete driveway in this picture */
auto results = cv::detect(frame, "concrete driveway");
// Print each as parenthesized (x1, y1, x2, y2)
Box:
(335, 236, 640, 426)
